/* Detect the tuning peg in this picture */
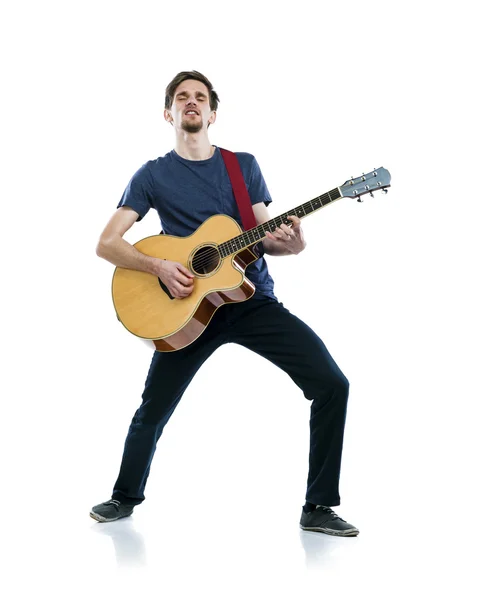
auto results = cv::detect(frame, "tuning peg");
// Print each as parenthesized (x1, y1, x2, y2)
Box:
(382, 189, 388, 194)
(357, 196, 364, 202)
(369, 191, 374, 198)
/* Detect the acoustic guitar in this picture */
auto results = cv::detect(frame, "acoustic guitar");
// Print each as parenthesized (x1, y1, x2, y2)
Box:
(112, 167, 391, 351)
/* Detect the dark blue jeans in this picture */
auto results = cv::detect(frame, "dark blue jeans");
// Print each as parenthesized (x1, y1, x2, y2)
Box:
(112, 292, 350, 507)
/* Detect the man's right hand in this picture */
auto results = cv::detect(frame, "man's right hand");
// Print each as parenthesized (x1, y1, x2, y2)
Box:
(97, 207, 195, 298)
(156, 260, 195, 298)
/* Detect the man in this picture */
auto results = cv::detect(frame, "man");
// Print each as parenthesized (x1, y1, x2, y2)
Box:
(91, 70, 358, 536)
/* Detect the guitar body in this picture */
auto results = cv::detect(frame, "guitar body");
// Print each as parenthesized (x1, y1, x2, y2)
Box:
(112, 214, 258, 352)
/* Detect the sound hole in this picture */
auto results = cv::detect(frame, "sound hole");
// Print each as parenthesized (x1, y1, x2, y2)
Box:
(191, 245, 221, 275)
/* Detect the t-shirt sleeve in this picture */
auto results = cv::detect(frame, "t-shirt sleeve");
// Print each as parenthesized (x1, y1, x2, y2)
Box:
(249, 156, 272, 207)
(117, 163, 155, 221)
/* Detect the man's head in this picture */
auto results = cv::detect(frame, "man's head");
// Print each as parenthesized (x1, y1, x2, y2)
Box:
(164, 70, 219, 133)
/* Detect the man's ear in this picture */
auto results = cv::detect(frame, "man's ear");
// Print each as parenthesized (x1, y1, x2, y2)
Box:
(164, 109, 173, 125)
(208, 111, 217, 126)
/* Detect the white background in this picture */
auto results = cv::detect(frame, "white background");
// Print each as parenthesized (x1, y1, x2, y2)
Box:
(2, 0, 495, 598)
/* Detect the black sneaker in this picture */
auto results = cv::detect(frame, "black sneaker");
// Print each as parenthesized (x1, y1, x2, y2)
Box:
(90, 499, 134, 523)
(300, 505, 359, 537)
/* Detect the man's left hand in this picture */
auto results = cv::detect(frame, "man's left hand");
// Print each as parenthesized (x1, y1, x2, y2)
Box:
(265, 215, 306, 254)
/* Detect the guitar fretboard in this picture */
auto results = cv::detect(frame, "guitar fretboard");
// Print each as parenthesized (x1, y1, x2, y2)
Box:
(218, 186, 342, 258)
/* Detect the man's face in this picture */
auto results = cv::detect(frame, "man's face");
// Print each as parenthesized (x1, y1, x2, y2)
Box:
(166, 80, 216, 133)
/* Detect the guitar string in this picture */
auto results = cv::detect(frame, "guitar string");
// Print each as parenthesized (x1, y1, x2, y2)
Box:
(165, 176, 385, 273)
(196, 179, 386, 270)
(191, 220, 289, 269)
(175, 217, 294, 272)
(186, 219, 298, 272)
(189, 190, 349, 271)
(185, 194, 341, 272)
(183, 218, 318, 271)
(153, 175, 385, 277)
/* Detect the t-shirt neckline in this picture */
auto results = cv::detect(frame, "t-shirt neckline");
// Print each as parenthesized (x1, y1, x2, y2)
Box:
(171, 145, 219, 165)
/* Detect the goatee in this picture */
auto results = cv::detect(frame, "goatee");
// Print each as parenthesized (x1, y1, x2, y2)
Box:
(181, 119, 203, 134)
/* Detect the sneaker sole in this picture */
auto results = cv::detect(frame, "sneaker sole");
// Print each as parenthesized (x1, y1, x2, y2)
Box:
(300, 525, 359, 537)
(89, 511, 133, 523)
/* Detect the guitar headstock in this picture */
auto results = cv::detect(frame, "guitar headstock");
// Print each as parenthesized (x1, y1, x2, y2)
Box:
(339, 167, 391, 201)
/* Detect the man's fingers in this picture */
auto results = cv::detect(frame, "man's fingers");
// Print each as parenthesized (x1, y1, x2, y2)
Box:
(287, 215, 301, 228)
(177, 274, 194, 286)
(173, 282, 193, 298)
(276, 226, 293, 241)
(266, 227, 294, 243)
(177, 264, 194, 279)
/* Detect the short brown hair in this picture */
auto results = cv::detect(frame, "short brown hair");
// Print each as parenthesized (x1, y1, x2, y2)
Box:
(165, 70, 220, 112)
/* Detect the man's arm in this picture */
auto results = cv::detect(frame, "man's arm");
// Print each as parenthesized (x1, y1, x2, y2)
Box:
(252, 202, 306, 256)
(96, 206, 194, 298)
(96, 206, 163, 275)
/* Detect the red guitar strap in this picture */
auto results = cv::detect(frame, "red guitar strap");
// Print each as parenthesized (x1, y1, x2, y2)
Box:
(219, 147, 257, 231)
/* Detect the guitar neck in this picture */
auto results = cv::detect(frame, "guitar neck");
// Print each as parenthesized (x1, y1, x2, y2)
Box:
(218, 186, 343, 258)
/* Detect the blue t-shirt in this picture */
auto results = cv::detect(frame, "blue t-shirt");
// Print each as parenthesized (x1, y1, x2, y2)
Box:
(117, 146, 276, 298)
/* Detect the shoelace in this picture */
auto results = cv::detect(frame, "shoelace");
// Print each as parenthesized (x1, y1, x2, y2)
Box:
(317, 505, 342, 520)
(105, 499, 121, 507)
